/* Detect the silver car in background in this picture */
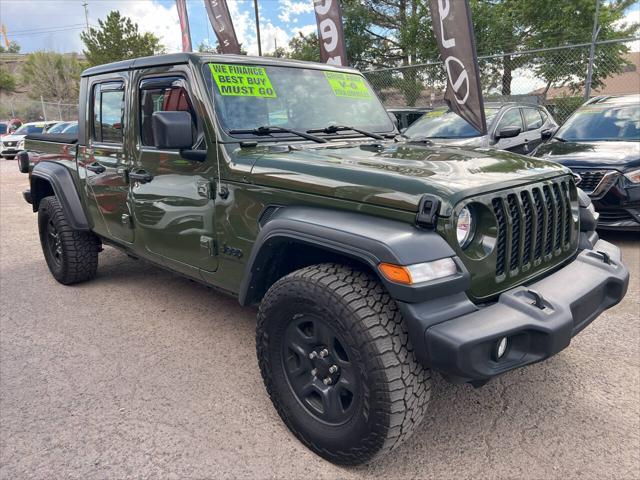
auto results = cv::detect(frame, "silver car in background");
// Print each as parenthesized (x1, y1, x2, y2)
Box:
(401, 102, 558, 155)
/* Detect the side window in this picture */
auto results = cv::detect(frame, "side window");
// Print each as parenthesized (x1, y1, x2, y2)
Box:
(523, 107, 544, 131)
(92, 82, 125, 144)
(140, 78, 196, 147)
(496, 108, 523, 132)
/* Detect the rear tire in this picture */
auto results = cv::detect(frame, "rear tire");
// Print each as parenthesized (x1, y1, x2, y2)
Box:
(38, 196, 100, 285)
(256, 263, 431, 465)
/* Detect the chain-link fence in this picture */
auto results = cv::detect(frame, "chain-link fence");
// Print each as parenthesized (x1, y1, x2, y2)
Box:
(364, 38, 640, 124)
(0, 97, 77, 123)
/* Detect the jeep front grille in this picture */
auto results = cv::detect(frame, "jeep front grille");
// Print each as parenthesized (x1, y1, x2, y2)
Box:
(491, 178, 574, 279)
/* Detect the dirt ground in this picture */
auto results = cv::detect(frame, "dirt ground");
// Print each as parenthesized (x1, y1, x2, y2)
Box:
(1, 159, 638, 479)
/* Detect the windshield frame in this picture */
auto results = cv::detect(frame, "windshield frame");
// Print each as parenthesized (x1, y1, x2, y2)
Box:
(201, 62, 395, 142)
(554, 102, 640, 143)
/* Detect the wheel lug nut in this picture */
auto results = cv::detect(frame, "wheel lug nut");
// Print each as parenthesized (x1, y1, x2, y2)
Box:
(311, 368, 318, 376)
(323, 377, 332, 385)
(319, 349, 329, 358)
(308, 351, 318, 359)
(329, 365, 338, 374)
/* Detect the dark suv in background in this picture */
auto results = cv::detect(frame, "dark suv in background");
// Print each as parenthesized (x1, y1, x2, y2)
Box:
(401, 102, 557, 155)
(533, 94, 640, 231)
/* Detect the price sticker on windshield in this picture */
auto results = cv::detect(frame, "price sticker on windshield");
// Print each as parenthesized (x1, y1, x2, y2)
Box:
(324, 72, 371, 100)
(209, 63, 277, 98)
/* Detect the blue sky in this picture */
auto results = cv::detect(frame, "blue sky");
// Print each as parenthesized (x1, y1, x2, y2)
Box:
(1, 0, 318, 55)
(1, 0, 638, 57)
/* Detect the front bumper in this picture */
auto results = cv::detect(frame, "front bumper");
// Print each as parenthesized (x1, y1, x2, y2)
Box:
(399, 239, 628, 384)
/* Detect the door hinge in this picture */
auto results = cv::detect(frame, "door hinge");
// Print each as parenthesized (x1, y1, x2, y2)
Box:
(197, 179, 213, 199)
(200, 235, 217, 256)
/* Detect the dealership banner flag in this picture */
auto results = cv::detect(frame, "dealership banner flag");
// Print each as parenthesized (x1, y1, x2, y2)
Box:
(176, 0, 192, 52)
(313, 0, 347, 66)
(204, 0, 241, 54)
(429, 0, 486, 134)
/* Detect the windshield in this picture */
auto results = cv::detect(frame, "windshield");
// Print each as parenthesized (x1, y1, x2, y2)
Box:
(0, 123, 6, 134)
(46, 122, 70, 134)
(14, 124, 44, 135)
(204, 63, 393, 138)
(404, 108, 499, 139)
(555, 103, 640, 142)
(62, 123, 78, 135)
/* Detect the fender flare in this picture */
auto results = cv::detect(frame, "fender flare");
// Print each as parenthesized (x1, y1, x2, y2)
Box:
(238, 206, 469, 306)
(30, 162, 90, 231)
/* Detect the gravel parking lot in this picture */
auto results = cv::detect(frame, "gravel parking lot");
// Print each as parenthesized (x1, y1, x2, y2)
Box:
(0, 158, 638, 479)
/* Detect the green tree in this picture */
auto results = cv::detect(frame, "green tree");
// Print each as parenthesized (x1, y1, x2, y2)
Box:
(0, 68, 16, 93)
(287, 32, 320, 62)
(348, 0, 638, 99)
(21, 52, 83, 101)
(81, 11, 165, 67)
(0, 41, 21, 54)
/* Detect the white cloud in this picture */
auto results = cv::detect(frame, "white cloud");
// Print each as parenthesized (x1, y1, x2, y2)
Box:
(291, 24, 317, 38)
(278, 0, 314, 24)
(2, 0, 181, 53)
(615, 8, 640, 52)
(117, 1, 182, 53)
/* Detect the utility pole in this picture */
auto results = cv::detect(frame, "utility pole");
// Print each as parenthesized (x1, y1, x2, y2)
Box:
(82, 2, 90, 31)
(254, 0, 262, 56)
(584, 0, 601, 100)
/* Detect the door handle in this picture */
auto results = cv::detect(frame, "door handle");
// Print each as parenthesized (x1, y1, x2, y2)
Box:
(129, 169, 154, 184)
(86, 162, 106, 174)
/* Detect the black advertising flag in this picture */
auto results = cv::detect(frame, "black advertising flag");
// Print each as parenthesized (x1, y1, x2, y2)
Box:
(313, 0, 347, 66)
(204, 0, 241, 54)
(176, 0, 192, 53)
(429, 0, 486, 134)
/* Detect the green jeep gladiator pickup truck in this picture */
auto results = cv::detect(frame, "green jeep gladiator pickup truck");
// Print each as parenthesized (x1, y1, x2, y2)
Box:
(18, 53, 629, 465)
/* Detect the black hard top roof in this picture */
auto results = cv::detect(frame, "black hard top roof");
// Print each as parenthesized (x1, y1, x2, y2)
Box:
(81, 52, 360, 77)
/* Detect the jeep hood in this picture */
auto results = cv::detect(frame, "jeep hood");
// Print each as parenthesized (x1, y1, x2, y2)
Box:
(241, 141, 568, 216)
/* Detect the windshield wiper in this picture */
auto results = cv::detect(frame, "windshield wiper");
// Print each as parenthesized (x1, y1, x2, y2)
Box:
(554, 136, 567, 142)
(307, 124, 384, 140)
(229, 125, 327, 143)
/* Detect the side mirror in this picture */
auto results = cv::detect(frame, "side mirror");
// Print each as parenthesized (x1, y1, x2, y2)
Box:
(151, 111, 193, 149)
(541, 128, 556, 141)
(496, 126, 521, 140)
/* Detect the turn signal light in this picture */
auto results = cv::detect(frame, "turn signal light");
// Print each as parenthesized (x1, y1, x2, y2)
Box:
(379, 258, 457, 285)
(378, 263, 412, 285)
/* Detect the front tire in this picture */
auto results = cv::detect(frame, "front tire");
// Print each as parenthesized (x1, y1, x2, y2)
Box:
(38, 196, 100, 285)
(256, 264, 431, 465)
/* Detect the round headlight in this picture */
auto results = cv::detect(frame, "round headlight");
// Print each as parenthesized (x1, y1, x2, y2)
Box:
(456, 206, 475, 248)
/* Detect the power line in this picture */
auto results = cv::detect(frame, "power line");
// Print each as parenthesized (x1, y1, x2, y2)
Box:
(8, 24, 86, 34)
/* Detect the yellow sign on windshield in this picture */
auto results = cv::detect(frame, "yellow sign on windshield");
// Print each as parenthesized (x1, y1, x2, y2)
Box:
(209, 63, 277, 98)
(324, 72, 371, 99)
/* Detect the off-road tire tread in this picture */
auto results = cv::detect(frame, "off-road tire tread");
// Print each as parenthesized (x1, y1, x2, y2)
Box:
(256, 263, 431, 465)
(38, 196, 100, 285)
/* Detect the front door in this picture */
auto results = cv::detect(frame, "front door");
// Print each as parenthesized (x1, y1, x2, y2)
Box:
(82, 79, 134, 243)
(130, 73, 218, 272)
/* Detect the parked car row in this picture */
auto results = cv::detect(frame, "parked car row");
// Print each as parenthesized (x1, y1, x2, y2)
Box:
(1, 120, 78, 159)
(396, 94, 639, 231)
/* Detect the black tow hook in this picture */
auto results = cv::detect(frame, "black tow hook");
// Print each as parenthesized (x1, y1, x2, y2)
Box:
(526, 289, 547, 310)
(596, 250, 612, 265)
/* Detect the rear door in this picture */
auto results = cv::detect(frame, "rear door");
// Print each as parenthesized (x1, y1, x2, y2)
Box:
(494, 107, 527, 154)
(521, 106, 545, 152)
(81, 77, 134, 243)
(129, 69, 218, 272)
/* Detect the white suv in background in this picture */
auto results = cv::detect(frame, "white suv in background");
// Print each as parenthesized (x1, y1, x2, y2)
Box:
(0, 121, 53, 159)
